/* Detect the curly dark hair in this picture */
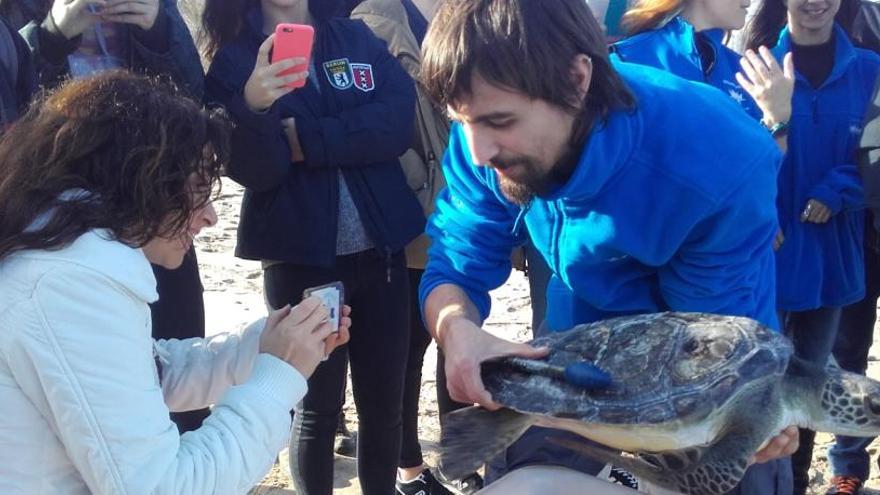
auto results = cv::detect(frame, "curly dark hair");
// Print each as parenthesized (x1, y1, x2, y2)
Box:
(0, 71, 229, 261)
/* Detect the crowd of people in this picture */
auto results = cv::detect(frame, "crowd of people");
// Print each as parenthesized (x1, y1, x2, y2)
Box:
(0, 0, 879, 494)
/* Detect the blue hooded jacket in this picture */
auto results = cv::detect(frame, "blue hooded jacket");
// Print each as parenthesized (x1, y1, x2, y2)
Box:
(420, 62, 781, 331)
(772, 24, 880, 310)
(612, 16, 762, 121)
(205, 8, 425, 267)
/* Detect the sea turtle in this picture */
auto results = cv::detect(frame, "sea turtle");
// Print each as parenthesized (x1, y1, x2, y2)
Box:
(440, 312, 880, 495)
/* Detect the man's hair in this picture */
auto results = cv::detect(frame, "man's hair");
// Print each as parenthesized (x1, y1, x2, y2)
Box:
(421, 0, 635, 127)
(0, 71, 229, 261)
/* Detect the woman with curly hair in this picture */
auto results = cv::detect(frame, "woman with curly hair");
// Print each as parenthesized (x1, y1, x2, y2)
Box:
(0, 71, 350, 494)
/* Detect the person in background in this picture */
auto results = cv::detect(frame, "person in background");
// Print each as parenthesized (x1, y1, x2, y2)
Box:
(344, 0, 485, 493)
(742, 0, 880, 492)
(1, 0, 214, 433)
(202, 0, 424, 492)
(814, 1, 880, 492)
(0, 16, 35, 131)
(0, 71, 351, 494)
(611, 0, 794, 140)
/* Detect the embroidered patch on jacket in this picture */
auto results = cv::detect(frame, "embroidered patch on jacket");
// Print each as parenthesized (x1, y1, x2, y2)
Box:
(351, 63, 375, 92)
(324, 58, 353, 90)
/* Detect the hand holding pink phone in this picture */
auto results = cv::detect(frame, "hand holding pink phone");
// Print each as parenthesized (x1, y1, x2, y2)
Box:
(272, 23, 315, 89)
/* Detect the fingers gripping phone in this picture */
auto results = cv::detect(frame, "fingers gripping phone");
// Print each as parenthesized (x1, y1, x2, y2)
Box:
(303, 282, 344, 333)
(271, 23, 314, 89)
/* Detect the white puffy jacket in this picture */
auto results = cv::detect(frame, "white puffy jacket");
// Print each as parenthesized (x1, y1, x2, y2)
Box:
(0, 230, 306, 494)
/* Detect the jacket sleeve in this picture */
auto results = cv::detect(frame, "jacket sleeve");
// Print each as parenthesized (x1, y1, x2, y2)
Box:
(155, 318, 265, 412)
(8, 267, 306, 495)
(807, 161, 864, 215)
(295, 24, 416, 169)
(658, 144, 781, 330)
(129, 0, 205, 100)
(419, 124, 524, 321)
(205, 50, 294, 192)
(860, 74, 880, 226)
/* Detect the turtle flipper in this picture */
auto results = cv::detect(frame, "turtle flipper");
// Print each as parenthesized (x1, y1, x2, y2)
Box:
(440, 407, 534, 479)
(549, 437, 749, 495)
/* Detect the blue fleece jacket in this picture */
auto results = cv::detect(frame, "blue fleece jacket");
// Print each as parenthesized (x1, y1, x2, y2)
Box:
(772, 25, 880, 310)
(612, 16, 762, 121)
(420, 62, 781, 331)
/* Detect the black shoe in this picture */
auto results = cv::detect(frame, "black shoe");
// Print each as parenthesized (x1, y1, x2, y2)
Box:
(396, 469, 454, 495)
(606, 466, 640, 490)
(435, 469, 484, 495)
(334, 422, 357, 457)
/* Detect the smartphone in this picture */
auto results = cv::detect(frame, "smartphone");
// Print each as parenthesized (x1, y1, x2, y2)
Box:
(271, 23, 314, 89)
(303, 281, 344, 332)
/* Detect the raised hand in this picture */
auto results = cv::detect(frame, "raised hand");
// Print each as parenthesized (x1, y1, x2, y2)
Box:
(243, 34, 309, 112)
(736, 47, 795, 128)
(50, 0, 105, 39)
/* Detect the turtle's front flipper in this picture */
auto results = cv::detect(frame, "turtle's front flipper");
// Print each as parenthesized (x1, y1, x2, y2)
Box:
(549, 437, 749, 495)
(441, 407, 534, 479)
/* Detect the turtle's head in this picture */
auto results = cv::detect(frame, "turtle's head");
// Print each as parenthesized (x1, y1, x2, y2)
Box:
(806, 366, 880, 436)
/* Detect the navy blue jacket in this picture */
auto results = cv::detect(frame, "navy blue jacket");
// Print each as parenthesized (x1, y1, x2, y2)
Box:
(772, 25, 880, 310)
(0, 16, 34, 128)
(205, 9, 424, 266)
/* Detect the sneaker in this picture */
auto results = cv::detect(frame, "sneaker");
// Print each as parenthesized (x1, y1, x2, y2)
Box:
(334, 420, 357, 457)
(396, 469, 454, 495)
(606, 466, 640, 490)
(825, 475, 863, 495)
(435, 469, 484, 495)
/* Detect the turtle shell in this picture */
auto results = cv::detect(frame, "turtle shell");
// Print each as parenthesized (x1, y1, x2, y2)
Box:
(482, 312, 792, 425)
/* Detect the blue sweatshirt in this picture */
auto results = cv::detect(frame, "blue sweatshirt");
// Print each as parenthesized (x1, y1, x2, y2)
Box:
(612, 16, 762, 121)
(420, 62, 782, 331)
(772, 25, 880, 310)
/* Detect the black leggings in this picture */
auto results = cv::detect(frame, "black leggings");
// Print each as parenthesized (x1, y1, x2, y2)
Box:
(399, 268, 471, 469)
(264, 251, 410, 495)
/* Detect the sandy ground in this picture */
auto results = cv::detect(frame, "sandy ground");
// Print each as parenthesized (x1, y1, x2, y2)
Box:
(196, 181, 880, 494)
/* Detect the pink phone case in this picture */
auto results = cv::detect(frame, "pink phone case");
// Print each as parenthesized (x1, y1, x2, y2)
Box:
(272, 23, 314, 89)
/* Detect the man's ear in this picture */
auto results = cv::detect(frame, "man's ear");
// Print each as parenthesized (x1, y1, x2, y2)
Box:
(570, 54, 593, 104)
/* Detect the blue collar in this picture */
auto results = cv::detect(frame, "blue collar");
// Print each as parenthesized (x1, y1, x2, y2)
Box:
(772, 23, 858, 89)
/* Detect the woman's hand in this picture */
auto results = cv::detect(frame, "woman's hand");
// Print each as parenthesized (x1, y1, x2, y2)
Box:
(98, 0, 159, 31)
(244, 35, 309, 112)
(50, 0, 105, 39)
(801, 199, 832, 224)
(259, 297, 350, 378)
(736, 47, 795, 128)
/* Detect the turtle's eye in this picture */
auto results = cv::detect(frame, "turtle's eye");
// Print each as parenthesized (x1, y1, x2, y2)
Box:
(867, 397, 880, 416)
(682, 338, 699, 354)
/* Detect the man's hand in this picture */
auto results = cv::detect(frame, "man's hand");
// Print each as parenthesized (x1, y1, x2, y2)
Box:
(442, 317, 548, 410)
(99, 0, 159, 31)
(750, 426, 799, 464)
(801, 199, 832, 224)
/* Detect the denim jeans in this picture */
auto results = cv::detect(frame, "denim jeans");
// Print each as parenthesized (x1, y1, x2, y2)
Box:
(828, 243, 880, 480)
(781, 307, 844, 494)
(483, 426, 793, 494)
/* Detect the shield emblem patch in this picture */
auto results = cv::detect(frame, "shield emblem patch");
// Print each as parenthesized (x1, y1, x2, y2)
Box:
(351, 63, 375, 92)
(323, 58, 353, 90)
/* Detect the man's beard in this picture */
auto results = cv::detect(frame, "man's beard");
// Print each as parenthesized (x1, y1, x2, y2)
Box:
(492, 148, 580, 206)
